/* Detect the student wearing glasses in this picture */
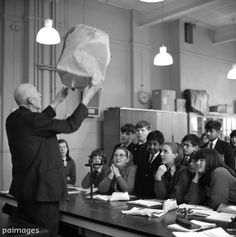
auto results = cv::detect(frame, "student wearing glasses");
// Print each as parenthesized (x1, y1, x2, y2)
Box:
(181, 134, 200, 171)
(184, 148, 236, 210)
(98, 147, 137, 194)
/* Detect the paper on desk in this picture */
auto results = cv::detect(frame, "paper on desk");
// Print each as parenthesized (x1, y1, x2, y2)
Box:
(172, 227, 232, 237)
(127, 199, 163, 207)
(92, 192, 130, 201)
(217, 204, 236, 214)
(206, 212, 236, 223)
(92, 194, 111, 201)
(109, 192, 130, 201)
(122, 207, 166, 217)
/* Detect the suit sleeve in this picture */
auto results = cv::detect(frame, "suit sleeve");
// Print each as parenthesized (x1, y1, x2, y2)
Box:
(33, 103, 88, 137)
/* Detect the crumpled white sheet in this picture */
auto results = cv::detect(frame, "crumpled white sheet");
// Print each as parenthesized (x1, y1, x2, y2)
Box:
(122, 207, 166, 217)
(57, 24, 111, 89)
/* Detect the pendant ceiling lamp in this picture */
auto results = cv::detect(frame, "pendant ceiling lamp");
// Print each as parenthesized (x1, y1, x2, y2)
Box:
(153, 1, 173, 66)
(36, 18, 60, 45)
(140, 0, 164, 2)
(154, 45, 173, 66)
(227, 18, 236, 79)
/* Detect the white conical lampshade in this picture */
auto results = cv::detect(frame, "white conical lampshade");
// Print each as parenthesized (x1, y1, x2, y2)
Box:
(227, 64, 236, 79)
(36, 19, 60, 45)
(139, 0, 164, 2)
(153, 45, 173, 66)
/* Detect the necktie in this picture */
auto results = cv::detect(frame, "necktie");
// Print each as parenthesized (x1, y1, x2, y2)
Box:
(166, 168, 172, 180)
(148, 154, 154, 163)
(210, 142, 213, 149)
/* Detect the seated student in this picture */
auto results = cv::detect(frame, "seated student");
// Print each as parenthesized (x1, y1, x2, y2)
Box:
(135, 130, 164, 198)
(134, 120, 151, 165)
(112, 123, 137, 159)
(202, 120, 235, 171)
(81, 149, 109, 189)
(200, 133, 209, 147)
(230, 130, 236, 171)
(98, 147, 136, 194)
(58, 139, 76, 185)
(184, 148, 236, 210)
(154, 142, 190, 204)
(181, 134, 200, 170)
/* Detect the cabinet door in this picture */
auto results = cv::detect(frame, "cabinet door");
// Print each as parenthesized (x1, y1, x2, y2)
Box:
(156, 111, 187, 143)
(172, 112, 188, 143)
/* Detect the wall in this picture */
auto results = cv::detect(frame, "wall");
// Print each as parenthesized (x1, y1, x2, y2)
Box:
(179, 22, 236, 109)
(1, 0, 236, 189)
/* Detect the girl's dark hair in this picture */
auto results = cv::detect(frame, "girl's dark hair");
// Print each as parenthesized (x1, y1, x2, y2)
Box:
(89, 148, 107, 165)
(163, 142, 184, 167)
(58, 139, 71, 161)
(193, 148, 235, 185)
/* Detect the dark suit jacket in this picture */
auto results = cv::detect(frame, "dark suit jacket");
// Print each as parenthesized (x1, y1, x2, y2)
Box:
(202, 139, 235, 171)
(6, 104, 88, 202)
(134, 152, 162, 198)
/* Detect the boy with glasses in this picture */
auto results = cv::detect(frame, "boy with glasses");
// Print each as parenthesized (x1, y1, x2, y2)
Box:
(181, 134, 200, 168)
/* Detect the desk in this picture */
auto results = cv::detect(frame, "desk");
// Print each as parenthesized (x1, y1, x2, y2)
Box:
(60, 194, 175, 237)
(0, 192, 174, 237)
(0, 192, 229, 237)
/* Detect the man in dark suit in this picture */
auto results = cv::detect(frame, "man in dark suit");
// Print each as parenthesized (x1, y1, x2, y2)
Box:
(5, 83, 99, 237)
(202, 120, 235, 171)
(134, 130, 164, 198)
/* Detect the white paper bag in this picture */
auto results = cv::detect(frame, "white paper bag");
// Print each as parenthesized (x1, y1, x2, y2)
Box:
(57, 24, 111, 89)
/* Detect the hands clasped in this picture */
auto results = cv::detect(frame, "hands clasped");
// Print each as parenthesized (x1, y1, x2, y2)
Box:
(108, 164, 121, 180)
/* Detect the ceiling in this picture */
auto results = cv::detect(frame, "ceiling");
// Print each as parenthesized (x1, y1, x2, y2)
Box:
(96, 0, 236, 45)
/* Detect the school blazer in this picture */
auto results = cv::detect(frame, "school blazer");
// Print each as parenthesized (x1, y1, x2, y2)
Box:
(202, 139, 235, 171)
(6, 104, 88, 202)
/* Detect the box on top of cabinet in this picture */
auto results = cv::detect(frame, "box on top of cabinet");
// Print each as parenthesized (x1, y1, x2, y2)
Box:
(175, 99, 186, 112)
(152, 89, 176, 111)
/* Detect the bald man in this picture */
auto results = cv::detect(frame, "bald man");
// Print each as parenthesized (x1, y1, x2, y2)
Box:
(6, 83, 99, 237)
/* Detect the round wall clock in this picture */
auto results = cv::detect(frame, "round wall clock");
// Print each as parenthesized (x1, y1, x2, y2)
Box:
(137, 90, 150, 104)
